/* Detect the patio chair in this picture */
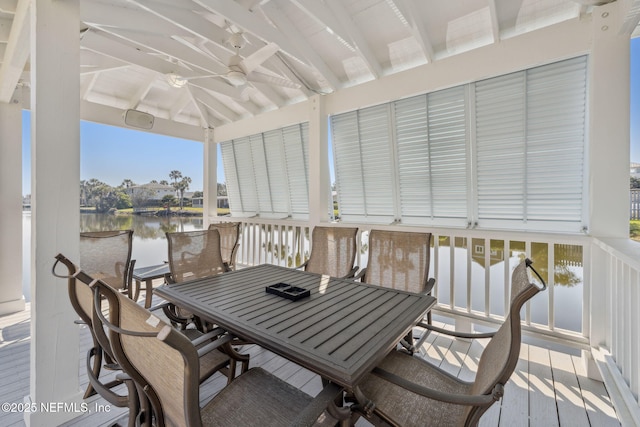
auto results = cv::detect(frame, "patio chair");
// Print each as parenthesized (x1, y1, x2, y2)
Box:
(208, 222, 241, 270)
(80, 229, 136, 299)
(164, 229, 230, 330)
(52, 253, 140, 427)
(93, 276, 342, 427)
(356, 229, 435, 351)
(296, 226, 359, 278)
(352, 258, 547, 427)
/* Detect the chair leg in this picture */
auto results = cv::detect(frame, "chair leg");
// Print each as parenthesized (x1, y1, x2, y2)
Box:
(84, 346, 102, 399)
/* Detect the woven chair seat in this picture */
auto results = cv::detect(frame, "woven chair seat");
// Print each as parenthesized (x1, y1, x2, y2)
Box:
(201, 367, 336, 427)
(359, 350, 473, 427)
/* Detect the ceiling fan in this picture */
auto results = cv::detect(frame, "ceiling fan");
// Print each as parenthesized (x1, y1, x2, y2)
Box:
(167, 32, 301, 90)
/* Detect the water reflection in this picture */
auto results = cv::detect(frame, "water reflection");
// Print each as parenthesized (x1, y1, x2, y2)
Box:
(23, 213, 204, 301)
(435, 236, 583, 333)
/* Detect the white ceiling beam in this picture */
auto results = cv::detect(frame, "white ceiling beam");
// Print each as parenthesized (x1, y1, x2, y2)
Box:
(186, 85, 211, 128)
(80, 49, 129, 74)
(488, 0, 500, 42)
(169, 90, 194, 120)
(81, 30, 247, 100)
(0, 17, 13, 42)
(323, 0, 382, 78)
(260, 1, 340, 89)
(81, 99, 205, 141)
(0, 0, 16, 14)
(125, 0, 295, 87)
(80, 72, 99, 100)
(189, 85, 239, 123)
(0, 0, 28, 103)
(193, 0, 310, 59)
(290, 0, 353, 49)
(125, 0, 231, 51)
(387, 0, 434, 63)
(91, 27, 228, 76)
(127, 75, 156, 110)
(618, 0, 640, 35)
(82, 0, 183, 38)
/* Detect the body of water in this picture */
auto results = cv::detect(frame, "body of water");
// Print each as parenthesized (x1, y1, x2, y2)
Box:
(22, 212, 204, 301)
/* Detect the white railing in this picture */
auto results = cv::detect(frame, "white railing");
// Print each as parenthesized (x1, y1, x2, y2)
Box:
(213, 216, 640, 420)
(591, 238, 640, 424)
(213, 217, 590, 347)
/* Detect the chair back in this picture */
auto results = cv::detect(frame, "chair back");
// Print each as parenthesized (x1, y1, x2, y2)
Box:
(208, 222, 241, 269)
(363, 230, 432, 293)
(465, 258, 546, 425)
(80, 230, 134, 291)
(92, 278, 203, 427)
(53, 254, 114, 361)
(166, 229, 226, 283)
(304, 226, 358, 278)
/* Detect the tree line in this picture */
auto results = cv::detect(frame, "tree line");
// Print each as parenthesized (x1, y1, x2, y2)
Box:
(78, 170, 222, 213)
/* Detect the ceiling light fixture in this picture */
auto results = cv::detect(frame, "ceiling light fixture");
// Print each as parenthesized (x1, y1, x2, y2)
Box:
(167, 72, 187, 88)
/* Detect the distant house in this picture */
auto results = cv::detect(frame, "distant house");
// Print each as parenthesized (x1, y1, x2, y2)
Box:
(191, 197, 228, 209)
(631, 163, 640, 178)
(125, 182, 175, 202)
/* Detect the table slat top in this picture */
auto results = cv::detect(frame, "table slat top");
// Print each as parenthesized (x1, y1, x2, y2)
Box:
(155, 264, 435, 388)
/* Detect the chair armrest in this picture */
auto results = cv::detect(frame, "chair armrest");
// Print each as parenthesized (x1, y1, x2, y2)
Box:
(372, 367, 503, 406)
(418, 323, 496, 339)
(424, 277, 436, 294)
(291, 382, 344, 427)
(196, 333, 235, 358)
(190, 327, 226, 347)
(293, 260, 309, 271)
(353, 268, 366, 282)
(341, 266, 359, 279)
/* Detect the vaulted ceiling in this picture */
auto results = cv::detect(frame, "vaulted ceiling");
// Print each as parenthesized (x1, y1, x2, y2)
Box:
(0, 0, 636, 132)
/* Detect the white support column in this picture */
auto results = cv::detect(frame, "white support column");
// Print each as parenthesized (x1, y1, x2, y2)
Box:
(308, 95, 329, 226)
(26, 1, 82, 425)
(588, 2, 631, 238)
(204, 127, 217, 226)
(0, 88, 26, 315)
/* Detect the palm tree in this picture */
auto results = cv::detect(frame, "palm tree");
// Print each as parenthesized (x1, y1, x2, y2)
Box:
(176, 176, 192, 210)
(121, 179, 134, 189)
(169, 170, 182, 185)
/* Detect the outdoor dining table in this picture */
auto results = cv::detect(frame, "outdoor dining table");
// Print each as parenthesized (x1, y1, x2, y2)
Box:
(131, 263, 170, 308)
(154, 263, 436, 422)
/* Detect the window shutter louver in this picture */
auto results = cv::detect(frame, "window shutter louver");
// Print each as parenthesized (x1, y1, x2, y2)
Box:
(427, 87, 468, 221)
(475, 72, 527, 221)
(526, 56, 586, 223)
(283, 123, 310, 219)
(219, 123, 310, 219)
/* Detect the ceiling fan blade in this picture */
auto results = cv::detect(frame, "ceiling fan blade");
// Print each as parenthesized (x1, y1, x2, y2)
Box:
(248, 71, 301, 89)
(240, 43, 280, 74)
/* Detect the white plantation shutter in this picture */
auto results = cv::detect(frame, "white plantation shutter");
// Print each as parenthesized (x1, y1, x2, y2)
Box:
(332, 111, 364, 220)
(262, 130, 290, 218)
(331, 105, 395, 223)
(526, 56, 586, 223)
(428, 87, 468, 221)
(221, 137, 257, 217)
(395, 95, 431, 220)
(475, 72, 527, 221)
(475, 56, 587, 230)
(282, 123, 310, 219)
(219, 123, 309, 219)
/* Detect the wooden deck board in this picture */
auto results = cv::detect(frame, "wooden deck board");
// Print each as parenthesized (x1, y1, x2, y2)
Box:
(0, 303, 623, 427)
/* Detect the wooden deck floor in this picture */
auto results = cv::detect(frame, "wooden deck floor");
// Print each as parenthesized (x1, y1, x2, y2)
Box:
(0, 302, 621, 427)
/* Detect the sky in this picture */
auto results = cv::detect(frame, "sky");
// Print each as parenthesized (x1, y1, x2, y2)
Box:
(20, 38, 640, 196)
(21, 112, 218, 195)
